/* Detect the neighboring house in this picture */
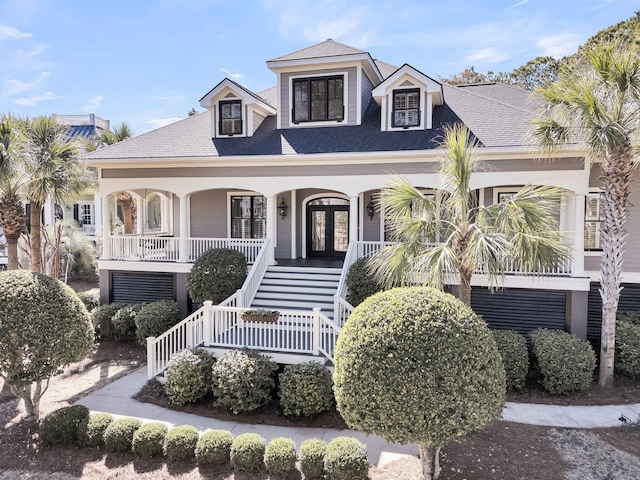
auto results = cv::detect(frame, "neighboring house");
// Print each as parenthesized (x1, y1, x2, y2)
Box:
(86, 39, 640, 375)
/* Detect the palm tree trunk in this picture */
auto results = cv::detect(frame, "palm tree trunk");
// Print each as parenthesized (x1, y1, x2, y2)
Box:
(458, 271, 473, 306)
(30, 201, 43, 273)
(6, 236, 20, 270)
(598, 148, 633, 388)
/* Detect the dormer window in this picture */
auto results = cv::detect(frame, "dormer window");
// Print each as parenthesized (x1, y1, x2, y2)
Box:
(393, 89, 420, 128)
(293, 76, 344, 123)
(219, 100, 242, 135)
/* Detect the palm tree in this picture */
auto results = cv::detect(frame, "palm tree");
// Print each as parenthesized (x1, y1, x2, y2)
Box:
(534, 44, 640, 388)
(22, 116, 93, 273)
(0, 115, 27, 270)
(369, 123, 570, 307)
(83, 122, 136, 234)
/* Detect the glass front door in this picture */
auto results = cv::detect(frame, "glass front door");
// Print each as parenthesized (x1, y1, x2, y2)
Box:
(307, 198, 350, 258)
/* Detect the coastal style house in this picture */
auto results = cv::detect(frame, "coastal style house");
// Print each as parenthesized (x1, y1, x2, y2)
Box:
(86, 40, 640, 377)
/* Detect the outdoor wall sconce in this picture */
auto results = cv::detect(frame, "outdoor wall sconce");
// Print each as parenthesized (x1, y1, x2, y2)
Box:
(278, 197, 288, 219)
(367, 197, 375, 220)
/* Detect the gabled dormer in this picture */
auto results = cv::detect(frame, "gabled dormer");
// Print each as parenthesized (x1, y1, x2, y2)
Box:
(371, 64, 444, 132)
(199, 78, 276, 138)
(266, 39, 384, 129)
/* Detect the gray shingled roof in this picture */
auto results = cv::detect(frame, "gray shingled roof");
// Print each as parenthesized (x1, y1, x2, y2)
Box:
(374, 59, 399, 79)
(86, 82, 543, 161)
(268, 39, 366, 61)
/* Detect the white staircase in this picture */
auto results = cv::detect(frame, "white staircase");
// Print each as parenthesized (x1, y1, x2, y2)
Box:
(251, 266, 342, 319)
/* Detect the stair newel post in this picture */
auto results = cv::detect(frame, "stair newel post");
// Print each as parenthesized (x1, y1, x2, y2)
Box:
(203, 300, 213, 345)
(146, 336, 156, 380)
(313, 307, 321, 356)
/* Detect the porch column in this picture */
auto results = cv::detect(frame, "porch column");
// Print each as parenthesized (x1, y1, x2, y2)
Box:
(178, 195, 189, 262)
(349, 195, 358, 245)
(94, 193, 102, 237)
(136, 196, 143, 234)
(290, 190, 297, 259)
(43, 196, 55, 226)
(101, 195, 111, 259)
(267, 195, 276, 264)
(572, 193, 585, 276)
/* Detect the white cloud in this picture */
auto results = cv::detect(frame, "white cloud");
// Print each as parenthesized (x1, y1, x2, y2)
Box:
(3, 71, 51, 95)
(465, 47, 513, 64)
(0, 24, 31, 41)
(588, 0, 616, 10)
(219, 68, 242, 79)
(82, 95, 103, 112)
(509, 0, 530, 8)
(17, 44, 46, 57)
(537, 33, 582, 58)
(146, 117, 183, 129)
(14, 91, 57, 106)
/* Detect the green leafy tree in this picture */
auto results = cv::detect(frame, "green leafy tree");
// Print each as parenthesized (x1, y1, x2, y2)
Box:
(534, 44, 640, 388)
(22, 116, 92, 273)
(0, 270, 94, 418)
(508, 56, 561, 90)
(333, 287, 506, 480)
(439, 66, 507, 85)
(369, 123, 570, 306)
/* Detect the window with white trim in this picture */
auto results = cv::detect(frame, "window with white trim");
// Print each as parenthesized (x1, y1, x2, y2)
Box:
(292, 76, 344, 123)
(219, 100, 242, 135)
(231, 195, 266, 239)
(392, 89, 420, 128)
(585, 192, 603, 250)
(78, 202, 94, 225)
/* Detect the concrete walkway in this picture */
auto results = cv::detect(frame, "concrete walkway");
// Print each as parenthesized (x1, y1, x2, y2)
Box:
(76, 367, 640, 465)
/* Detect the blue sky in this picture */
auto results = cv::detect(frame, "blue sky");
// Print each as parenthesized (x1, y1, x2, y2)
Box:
(1, 0, 639, 135)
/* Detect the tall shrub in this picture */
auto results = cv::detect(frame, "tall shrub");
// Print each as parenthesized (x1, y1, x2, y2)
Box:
(187, 248, 247, 303)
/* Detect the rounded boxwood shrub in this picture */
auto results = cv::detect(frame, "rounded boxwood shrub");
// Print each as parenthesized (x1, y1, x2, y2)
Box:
(530, 328, 596, 394)
(77, 289, 100, 313)
(135, 300, 182, 345)
(111, 303, 145, 341)
(279, 361, 334, 416)
(299, 438, 327, 480)
(345, 257, 385, 307)
(165, 348, 214, 405)
(230, 433, 266, 472)
(91, 302, 124, 338)
(264, 437, 297, 475)
(212, 349, 277, 414)
(324, 436, 368, 480)
(615, 318, 640, 376)
(333, 286, 506, 461)
(103, 417, 142, 452)
(187, 248, 247, 303)
(165, 425, 199, 459)
(132, 422, 168, 457)
(492, 329, 529, 391)
(195, 429, 233, 466)
(78, 412, 114, 447)
(40, 405, 90, 446)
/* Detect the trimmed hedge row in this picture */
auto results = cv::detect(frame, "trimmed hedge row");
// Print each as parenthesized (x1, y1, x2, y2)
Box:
(90, 300, 181, 344)
(40, 408, 369, 478)
(492, 329, 529, 392)
(616, 315, 640, 376)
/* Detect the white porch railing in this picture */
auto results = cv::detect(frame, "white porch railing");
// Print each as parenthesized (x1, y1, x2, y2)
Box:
(189, 238, 265, 263)
(108, 236, 265, 263)
(237, 238, 272, 307)
(146, 303, 337, 379)
(110, 235, 180, 261)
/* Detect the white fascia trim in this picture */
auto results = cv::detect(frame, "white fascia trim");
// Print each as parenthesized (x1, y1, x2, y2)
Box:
(470, 274, 591, 291)
(585, 271, 640, 284)
(200, 80, 276, 114)
(267, 53, 373, 71)
(98, 260, 193, 274)
(372, 66, 443, 105)
(90, 144, 584, 169)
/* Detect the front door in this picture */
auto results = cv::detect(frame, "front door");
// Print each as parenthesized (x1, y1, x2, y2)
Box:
(307, 198, 350, 258)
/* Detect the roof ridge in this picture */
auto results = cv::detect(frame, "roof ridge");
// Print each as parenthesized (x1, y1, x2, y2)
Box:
(268, 38, 365, 62)
(445, 83, 534, 114)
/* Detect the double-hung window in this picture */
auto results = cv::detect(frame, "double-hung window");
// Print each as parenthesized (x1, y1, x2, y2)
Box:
(585, 192, 604, 250)
(78, 203, 95, 225)
(219, 100, 242, 135)
(231, 195, 266, 239)
(292, 76, 344, 123)
(392, 89, 420, 128)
